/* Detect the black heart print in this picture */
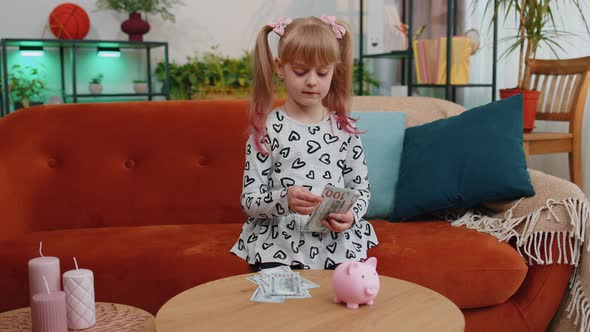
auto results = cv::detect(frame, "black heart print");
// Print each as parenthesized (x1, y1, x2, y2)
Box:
(276, 111, 284, 121)
(280, 177, 295, 188)
(274, 162, 282, 174)
(345, 232, 350, 240)
(306, 170, 315, 179)
(323, 133, 338, 144)
(262, 167, 271, 176)
(353, 175, 361, 184)
(308, 126, 320, 135)
(326, 243, 337, 254)
(291, 241, 299, 253)
(292, 158, 306, 169)
(244, 176, 255, 187)
(276, 203, 285, 215)
(245, 197, 253, 208)
(247, 233, 258, 243)
(244, 161, 250, 170)
(354, 229, 363, 239)
(261, 134, 270, 144)
(260, 225, 269, 234)
(255, 253, 262, 263)
(271, 138, 279, 151)
(282, 231, 292, 239)
(262, 242, 273, 250)
(353, 146, 363, 160)
(323, 171, 332, 179)
(307, 140, 321, 154)
(273, 250, 287, 260)
(263, 193, 273, 203)
(280, 188, 289, 198)
(352, 241, 362, 252)
(271, 225, 279, 239)
(365, 224, 372, 236)
(330, 232, 339, 240)
(238, 239, 245, 250)
(256, 152, 268, 163)
(339, 141, 347, 152)
(280, 147, 290, 158)
(310, 247, 319, 259)
(246, 144, 251, 155)
(287, 219, 296, 230)
(259, 184, 268, 194)
(273, 123, 283, 133)
(324, 258, 336, 269)
(337, 160, 353, 174)
(288, 131, 301, 141)
(346, 249, 356, 259)
(303, 185, 313, 192)
(319, 154, 331, 165)
(367, 240, 377, 249)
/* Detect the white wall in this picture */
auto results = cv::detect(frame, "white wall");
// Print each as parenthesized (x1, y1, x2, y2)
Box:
(1, 0, 589, 193)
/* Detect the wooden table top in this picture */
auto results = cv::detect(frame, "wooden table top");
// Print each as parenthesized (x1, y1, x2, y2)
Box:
(156, 270, 464, 332)
(0, 302, 155, 332)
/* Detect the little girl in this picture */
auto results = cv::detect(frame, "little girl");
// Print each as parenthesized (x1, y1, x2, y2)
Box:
(230, 15, 378, 270)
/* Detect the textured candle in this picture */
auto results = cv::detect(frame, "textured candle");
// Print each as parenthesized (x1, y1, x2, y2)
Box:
(31, 291, 68, 332)
(28, 242, 61, 304)
(63, 261, 96, 330)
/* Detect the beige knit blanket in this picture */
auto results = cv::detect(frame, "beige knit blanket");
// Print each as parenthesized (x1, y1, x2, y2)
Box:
(452, 169, 590, 332)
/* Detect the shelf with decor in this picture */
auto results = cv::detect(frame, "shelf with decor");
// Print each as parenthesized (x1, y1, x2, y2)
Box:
(357, 0, 498, 103)
(0, 38, 170, 117)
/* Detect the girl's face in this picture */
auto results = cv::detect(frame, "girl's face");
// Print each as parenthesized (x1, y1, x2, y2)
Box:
(278, 60, 335, 108)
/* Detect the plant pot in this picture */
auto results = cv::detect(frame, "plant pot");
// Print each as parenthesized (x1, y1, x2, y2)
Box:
(499, 88, 540, 133)
(121, 12, 150, 41)
(14, 100, 43, 110)
(89, 83, 103, 95)
(133, 83, 148, 94)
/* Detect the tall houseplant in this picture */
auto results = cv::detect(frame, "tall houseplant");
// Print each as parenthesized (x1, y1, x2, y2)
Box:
(479, 0, 590, 131)
(96, 0, 183, 41)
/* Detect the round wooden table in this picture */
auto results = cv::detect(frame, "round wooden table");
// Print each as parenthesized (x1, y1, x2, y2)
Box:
(156, 270, 464, 332)
(0, 302, 155, 332)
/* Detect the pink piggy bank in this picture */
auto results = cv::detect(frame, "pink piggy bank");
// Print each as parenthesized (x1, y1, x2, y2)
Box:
(332, 257, 380, 309)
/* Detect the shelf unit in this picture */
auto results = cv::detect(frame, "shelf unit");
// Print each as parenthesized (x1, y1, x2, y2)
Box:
(357, 0, 498, 103)
(0, 38, 170, 117)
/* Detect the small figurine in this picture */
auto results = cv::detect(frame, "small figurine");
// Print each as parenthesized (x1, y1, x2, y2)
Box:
(332, 257, 380, 309)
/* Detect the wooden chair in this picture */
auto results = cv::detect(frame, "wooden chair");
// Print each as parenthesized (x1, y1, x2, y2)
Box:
(522, 56, 590, 190)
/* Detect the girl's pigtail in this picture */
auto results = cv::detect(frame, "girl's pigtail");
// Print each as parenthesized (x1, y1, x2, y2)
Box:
(326, 20, 358, 134)
(250, 25, 275, 154)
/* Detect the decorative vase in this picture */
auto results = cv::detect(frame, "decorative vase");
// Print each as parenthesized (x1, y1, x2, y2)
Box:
(499, 88, 540, 133)
(133, 82, 148, 94)
(89, 84, 103, 95)
(121, 12, 150, 41)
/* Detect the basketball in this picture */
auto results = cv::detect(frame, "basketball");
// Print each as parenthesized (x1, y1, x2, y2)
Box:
(49, 3, 90, 40)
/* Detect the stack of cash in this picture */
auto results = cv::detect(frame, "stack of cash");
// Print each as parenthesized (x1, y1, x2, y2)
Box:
(302, 185, 360, 233)
(247, 266, 320, 303)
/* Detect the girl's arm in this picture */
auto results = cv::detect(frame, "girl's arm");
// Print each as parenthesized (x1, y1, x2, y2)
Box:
(240, 136, 290, 219)
(343, 134, 371, 223)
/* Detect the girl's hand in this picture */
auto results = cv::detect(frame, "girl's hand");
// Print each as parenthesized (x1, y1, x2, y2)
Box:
(288, 186, 322, 215)
(322, 210, 354, 233)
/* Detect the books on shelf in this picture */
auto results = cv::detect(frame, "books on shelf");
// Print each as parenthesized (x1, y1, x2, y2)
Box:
(412, 37, 473, 85)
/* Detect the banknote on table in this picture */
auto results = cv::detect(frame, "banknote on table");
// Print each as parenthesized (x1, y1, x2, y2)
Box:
(248, 266, 319, 303)
(302, 185, 360, 233)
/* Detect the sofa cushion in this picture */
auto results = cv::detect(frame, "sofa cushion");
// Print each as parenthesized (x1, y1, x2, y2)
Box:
(369, 220, 528, 308)
(351, 112, 406, 219)
(392, 95, 535, 220)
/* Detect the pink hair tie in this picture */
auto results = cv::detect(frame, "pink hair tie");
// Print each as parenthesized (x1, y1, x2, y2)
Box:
(268, 17, 292, 37)
(320, 15, 345, 39)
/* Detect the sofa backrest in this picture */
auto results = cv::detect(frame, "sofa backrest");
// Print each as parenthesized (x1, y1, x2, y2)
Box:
(0, 97, 464, 236)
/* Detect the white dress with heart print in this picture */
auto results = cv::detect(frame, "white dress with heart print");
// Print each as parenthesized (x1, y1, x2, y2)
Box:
(230, 108, 378, 269)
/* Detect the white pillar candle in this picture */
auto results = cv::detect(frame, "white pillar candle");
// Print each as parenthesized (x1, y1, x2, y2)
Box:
(63, 258, 96, 330)
(28, 242, 61, 305)
(31, 276, 68, 332)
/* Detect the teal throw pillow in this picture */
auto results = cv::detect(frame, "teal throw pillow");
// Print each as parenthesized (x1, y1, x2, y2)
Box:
(391, 95, 534, 221)
(351, 111, 406, 219)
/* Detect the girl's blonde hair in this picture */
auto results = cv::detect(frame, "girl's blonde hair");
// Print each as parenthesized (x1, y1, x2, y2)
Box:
(250, 16, 355, 153)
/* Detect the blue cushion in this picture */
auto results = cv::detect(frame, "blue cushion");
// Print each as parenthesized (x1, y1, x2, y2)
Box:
(351, 111, 406, 219)
(391, 95, 535, 221)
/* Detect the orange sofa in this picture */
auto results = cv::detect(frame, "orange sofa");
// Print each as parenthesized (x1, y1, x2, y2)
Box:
(0, 97, 572, 331)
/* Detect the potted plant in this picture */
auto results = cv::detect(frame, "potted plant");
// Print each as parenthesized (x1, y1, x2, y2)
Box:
(89, 74, 104, 95)
(96, 0, 183, 41)
(478, 0, 590, 132)
(7, 64, 47, 109)
(133, 79, 148, 94)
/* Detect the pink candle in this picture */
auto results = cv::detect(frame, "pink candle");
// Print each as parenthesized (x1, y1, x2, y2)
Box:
(28, 242, 61, 304)
(31, 278, 68, 332)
